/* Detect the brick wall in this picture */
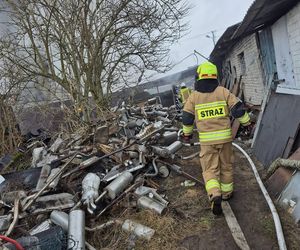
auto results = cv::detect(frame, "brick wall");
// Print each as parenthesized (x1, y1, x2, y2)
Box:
(287, 2, 300, 89)
(222, 34, 265, 105)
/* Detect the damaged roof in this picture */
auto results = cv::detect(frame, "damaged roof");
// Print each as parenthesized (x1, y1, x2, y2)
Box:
(210, 23, 240, 64)
(210, 0, 300, 63)
(232, 0, 300, 38)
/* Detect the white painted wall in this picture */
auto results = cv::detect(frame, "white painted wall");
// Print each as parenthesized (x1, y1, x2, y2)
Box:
(272, 2, 300, 94)
(272, 15, 295, 88)
(222, 34, 265, 105)
(287, 2, 300, 90)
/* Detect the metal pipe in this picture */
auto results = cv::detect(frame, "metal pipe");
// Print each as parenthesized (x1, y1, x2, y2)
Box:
(232, 143, 287, 250)
(68, 210, 85, 250)
(50, 210, 68, 231)
(137, 196, 166, 215)
(96, 182, 141, 219)
(23, 153, 78, 211)
(161, 131, 178, 145)
(166, 141, 182, 154)
(145, 157, 159, 177)
(94, 190, 108, 204)
(62, 141, 137, 178)
(177, 128, 183, 139)
(151, 146, 169, 158)
(122, 219, 155, 240)
(178, 152, 199, 160)
(134, 186, 168, 206)
(151, 141, 182, 158)
(104, 171, 133, 200)
(158, 160, 204, 186)
(5, 199, 19, 237)
(51, 210, 95, 250)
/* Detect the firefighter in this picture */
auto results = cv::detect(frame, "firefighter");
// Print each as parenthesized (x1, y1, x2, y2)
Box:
(178, 82, 192, 105)
(182, 61, 250, 215)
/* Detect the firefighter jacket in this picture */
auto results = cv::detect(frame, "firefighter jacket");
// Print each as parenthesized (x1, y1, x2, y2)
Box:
(179, 87, 192, 104)
(182, 79, 250, 145)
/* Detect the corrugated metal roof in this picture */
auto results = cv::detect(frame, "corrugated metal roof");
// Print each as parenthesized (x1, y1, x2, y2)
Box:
(210, 23, 240, 63)
(210, 0, 300, 66)
(232, 0, 300, 39)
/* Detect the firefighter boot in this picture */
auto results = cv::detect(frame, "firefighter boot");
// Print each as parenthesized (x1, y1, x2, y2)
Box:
(211, 196, 223, 215)
(222, 192, 233, 201)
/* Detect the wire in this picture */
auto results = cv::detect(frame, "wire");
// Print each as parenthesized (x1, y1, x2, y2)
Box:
(193, 50, 209, 61)
(171, 53, 196, 68)
(170, 49, 209, 70)
(0, 235, 24, 250)
(187, 31, 213, 40)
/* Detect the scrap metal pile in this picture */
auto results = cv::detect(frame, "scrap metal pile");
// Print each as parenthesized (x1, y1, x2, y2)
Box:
(0, 97, 201, 250)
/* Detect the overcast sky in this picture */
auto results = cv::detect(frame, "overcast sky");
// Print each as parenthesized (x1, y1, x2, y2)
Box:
(163, 0, 255, 77)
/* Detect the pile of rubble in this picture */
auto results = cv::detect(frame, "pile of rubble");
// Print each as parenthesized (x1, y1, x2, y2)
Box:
(0, 98, 201, 250)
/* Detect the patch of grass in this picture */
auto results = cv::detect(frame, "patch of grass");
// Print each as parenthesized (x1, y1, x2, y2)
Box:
(88, 200, 214, 250)
(261, 215, 276, 238)
(199, 214, 214, 230)
(2, 151, 32, 173)
(278, 207, 300, 250)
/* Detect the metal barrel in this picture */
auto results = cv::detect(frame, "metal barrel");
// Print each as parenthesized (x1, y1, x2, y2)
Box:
(105, 171, 133, 200)
(122, 219, 155, 240)
(137, 196, 166, 215)
(158, 165, 170, 178)
(50, 210, 69, 231)
(68, 210, 85, 250)
(166, 141, 182, 154)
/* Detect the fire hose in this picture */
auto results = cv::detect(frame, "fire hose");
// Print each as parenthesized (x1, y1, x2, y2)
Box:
(232, 143, 287, 250)
(177, 128, 286, 249)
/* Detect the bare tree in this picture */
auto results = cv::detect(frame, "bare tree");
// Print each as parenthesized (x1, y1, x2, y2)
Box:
(0, 0, 189, 120)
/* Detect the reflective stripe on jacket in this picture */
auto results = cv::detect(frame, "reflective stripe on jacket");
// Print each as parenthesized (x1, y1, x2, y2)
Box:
(179, 87, 191, 104)
(183, 86, 239, 145)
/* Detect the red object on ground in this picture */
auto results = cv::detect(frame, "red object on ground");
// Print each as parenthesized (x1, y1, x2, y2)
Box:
(0, 235, 24, 250)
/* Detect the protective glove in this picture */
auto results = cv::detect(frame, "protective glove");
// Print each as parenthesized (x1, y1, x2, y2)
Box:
(181, 133, 193, 143)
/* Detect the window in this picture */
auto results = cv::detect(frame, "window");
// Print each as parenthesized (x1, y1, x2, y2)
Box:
(238, 52, 246, 75)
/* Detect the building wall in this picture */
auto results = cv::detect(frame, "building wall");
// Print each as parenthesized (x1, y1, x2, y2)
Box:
(223, 34, 265, 105)
(270, 2, 300, 94)
(253, 92, 300, 166)
(287, 2, 300, 89)
(253, 2, 300, 165)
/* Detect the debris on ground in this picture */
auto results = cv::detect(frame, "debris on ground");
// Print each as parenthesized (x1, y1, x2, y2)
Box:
(1, 97, 300, 250)
(0, 98, 199, 249)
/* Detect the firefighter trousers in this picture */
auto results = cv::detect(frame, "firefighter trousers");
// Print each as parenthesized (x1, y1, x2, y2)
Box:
(199, 142, 234, 201)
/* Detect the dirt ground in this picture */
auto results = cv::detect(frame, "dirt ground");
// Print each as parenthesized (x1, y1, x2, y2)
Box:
(87, 142, 300, 250)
